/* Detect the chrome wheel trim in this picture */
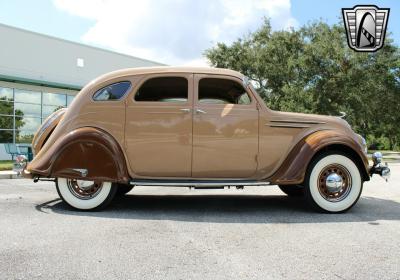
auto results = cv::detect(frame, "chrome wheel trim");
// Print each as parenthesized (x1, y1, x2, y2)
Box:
(66, 179, 103, 200)
(317, 164, 352, 202)
(326, 173, 343, 193)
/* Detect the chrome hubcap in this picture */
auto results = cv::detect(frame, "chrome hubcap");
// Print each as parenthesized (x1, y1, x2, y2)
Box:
(325, 173, 343, 193)
(317, 164, 352, 202)
(76, 180, 95, 189)
(67, 179, 103, 200)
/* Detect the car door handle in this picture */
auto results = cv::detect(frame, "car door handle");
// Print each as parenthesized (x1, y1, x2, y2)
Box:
(180, 108, 191, 113)
(195, 109, 207, 114)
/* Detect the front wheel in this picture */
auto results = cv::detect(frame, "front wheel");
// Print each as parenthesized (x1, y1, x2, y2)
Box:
(304, 152, 363, 213)
(56, 178, 117, 211)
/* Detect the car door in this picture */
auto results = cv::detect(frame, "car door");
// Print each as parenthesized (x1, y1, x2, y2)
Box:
(192, 74, 259, 178)
(125, 74, 193, 177)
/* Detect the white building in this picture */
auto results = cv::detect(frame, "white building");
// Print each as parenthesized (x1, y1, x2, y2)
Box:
(0, 23, 163, 160)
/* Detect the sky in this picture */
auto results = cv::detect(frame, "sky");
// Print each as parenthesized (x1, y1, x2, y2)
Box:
(0, 0, 399, 65)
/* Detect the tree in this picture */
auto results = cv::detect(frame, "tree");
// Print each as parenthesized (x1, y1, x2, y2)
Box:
(0, 97, 25, 143)
(204, 18, 400, 150)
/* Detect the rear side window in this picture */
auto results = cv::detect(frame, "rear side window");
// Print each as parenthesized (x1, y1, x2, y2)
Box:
(93, 81, 131, 101)
(135, 77, 188, 102)
(199, 78, 251, 105)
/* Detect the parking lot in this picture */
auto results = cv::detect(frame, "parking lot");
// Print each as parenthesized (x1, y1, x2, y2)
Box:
(0, 165, 399, 280)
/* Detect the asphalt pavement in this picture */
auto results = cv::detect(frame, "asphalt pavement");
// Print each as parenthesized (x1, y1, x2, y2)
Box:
(0, 165, 399, 280)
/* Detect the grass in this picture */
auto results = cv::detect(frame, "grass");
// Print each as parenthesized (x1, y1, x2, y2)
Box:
(0, 160, 13, 171)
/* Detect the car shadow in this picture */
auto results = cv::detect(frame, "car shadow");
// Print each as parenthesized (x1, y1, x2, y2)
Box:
(35, 193, 400, 224)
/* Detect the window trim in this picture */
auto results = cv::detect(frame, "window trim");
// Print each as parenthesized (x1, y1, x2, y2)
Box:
(92, 81, 132, 102)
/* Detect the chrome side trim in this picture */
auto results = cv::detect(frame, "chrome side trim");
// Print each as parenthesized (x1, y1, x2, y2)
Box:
(180, 108, 191, 113)
(269, 119, 326, 124)
(195, 109, 207, 114)
(129, 179, 270, 187)
(269, 124, 310, 128)
(71, 168, 88, 177)
(267, 119, 326, 128)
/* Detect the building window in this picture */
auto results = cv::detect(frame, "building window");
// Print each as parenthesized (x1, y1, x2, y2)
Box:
(12, 89, 42, 143)
(67, 95, 74, 106)
(16, 130, 37, 144)
(0, 130, 13, 143)
(15, 103, 41, 117)
(0, 87, 15, 144)
(43, 92, 67, 106)
(0, 87, 13, 101)
(43, 92, 67, 118)
(0, 104, 13, 115)
(0, 116, 14, 129)
(0, 86, 77, 144)
(14, 89, 41, 104)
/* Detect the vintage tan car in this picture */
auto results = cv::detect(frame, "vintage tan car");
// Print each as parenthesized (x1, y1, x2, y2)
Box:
(24, 67, 390, 212)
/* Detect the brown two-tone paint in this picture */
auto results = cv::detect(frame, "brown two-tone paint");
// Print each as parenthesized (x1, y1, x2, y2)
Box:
(27, 127, 129, 183)
(31, 108, 66, 156)
(267, 130, 370, 185)
(25, 66, 370, 184)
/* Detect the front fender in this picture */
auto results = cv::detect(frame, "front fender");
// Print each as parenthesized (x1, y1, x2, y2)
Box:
(268, 130, 369, 185)
(26, 127, 129, 183)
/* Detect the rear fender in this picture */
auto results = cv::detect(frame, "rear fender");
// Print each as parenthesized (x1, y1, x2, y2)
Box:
(27, 127, 129, 183)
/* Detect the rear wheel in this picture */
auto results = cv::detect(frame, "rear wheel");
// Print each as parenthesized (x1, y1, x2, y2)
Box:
(278, 185, 304, 197)
(304, 152, 363, 213)
(56, 178, 117, 211)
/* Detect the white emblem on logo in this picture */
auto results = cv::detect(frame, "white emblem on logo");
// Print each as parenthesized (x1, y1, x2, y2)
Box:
(342, 5, 390, 52)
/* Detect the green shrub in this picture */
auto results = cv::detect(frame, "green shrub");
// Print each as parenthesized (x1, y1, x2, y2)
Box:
(367, 135, 391, 151)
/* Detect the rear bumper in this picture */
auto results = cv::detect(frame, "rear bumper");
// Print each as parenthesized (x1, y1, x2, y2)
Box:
(21, 166, 33, 179)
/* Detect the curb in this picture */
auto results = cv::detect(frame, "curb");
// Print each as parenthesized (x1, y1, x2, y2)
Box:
(0, 172, 20, 179)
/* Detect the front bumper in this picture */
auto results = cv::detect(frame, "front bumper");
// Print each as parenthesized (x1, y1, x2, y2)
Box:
(369, 152, 391, 181)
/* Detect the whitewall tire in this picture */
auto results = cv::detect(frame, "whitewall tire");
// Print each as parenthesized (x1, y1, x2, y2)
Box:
(305, 152, 363, 213)
(56, 178, 117, 210)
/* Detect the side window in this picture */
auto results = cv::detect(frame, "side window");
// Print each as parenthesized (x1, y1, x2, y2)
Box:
(93, 81, 131, 101)
(135, 77, 188, 102)
(199, 78, 251, 105)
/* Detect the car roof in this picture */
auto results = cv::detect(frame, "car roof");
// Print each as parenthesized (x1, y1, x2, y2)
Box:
(88, 66, 244, 87)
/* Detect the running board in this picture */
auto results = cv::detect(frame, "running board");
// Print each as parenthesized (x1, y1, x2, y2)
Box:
(129, 179, 270, 187)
